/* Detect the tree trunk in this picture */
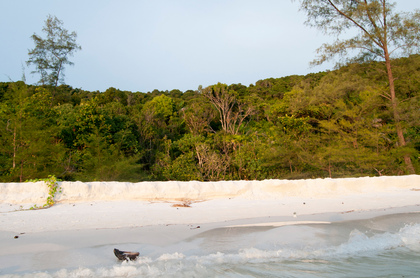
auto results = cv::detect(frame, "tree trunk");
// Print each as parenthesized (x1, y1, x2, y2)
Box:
(20, 161, 23, 182)
(13, 126, 16, 169)
(384, 51, 416, 174)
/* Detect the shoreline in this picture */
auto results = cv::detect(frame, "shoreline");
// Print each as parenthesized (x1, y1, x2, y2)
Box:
(1, 176, 420, 274)
(2, 188, 420, 234)
(1, 205, 419, 260)
(2, 209, 419, 277)
(2, 201, 420, 275)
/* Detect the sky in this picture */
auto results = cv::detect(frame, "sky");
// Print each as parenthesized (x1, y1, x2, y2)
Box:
(1, 0, 418, 93)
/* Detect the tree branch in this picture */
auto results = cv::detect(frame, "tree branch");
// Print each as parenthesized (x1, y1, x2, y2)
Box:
(326, 0, 383, 49)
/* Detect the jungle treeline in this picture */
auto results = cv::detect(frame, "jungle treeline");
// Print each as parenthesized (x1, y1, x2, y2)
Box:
(1, 56, 419, 182)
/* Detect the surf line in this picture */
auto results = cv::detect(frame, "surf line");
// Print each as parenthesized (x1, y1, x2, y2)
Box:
(225, 221, 331, 228)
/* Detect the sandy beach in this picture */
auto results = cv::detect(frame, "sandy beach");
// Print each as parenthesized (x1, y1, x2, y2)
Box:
(1, 175, 420, 277)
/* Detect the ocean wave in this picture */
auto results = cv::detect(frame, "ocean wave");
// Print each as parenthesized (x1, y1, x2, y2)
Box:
(2, 223, 419, 278)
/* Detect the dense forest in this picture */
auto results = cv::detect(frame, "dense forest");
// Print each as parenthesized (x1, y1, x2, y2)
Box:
(0, 55, 419, 182)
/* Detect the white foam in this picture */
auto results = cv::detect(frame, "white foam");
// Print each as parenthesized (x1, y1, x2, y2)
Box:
(400, 223, 420, 252)
(2, 223, 419, 278)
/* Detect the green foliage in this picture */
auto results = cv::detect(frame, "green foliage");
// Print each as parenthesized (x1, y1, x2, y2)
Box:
(278, 115, 311, 138)
(26, 175, 62, 209)
(1, 54, 419, 182)
(294, 0, 419, 173)
(0, 84, 66, 182)
(164, 153, 202, 181)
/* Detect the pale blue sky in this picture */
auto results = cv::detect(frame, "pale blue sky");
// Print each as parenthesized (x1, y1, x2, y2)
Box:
(1, 0, 418, 92)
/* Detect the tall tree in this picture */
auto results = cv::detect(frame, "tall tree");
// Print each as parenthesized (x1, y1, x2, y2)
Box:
(293, 0, 420, 174)
(27, 15, 81, 87)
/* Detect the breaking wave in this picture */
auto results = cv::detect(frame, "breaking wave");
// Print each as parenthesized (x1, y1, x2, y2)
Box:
(2, 222, 420, 278)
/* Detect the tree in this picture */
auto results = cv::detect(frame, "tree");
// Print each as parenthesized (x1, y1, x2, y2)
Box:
(182, 97, 217, 135)
(0, 83, 66, 181)
(202, 83, 254, 135)
(27, 15, 81, 87)
(293, 0, 420, 174)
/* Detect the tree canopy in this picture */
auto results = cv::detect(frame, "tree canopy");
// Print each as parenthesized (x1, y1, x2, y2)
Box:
(1, 55, 419, 182)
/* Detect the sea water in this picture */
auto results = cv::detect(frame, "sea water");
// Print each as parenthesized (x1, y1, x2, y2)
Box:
(1, 213, 420, 278)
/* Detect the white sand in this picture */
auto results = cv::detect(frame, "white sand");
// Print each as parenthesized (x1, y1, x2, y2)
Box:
(1, 175, 420, 232)
(1, 175, 420, 273)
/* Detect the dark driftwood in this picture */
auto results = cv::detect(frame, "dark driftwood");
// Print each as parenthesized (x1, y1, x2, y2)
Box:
(114, 248, 139, 261)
